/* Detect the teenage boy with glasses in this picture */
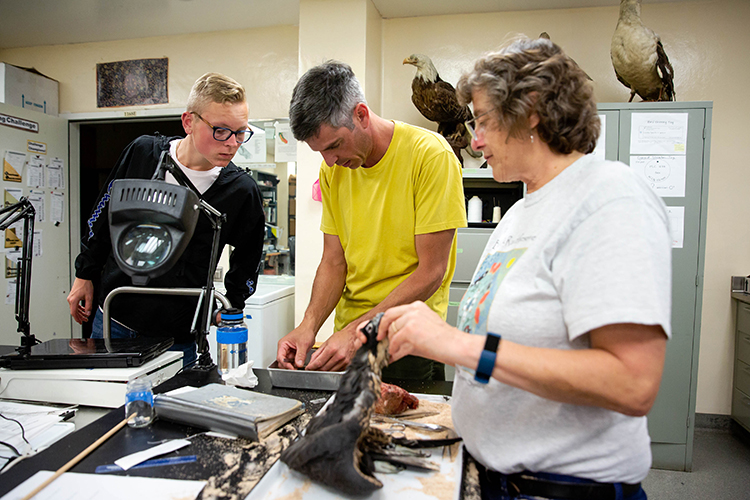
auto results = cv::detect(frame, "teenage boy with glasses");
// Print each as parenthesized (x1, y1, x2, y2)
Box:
(67, 73, 266, 368)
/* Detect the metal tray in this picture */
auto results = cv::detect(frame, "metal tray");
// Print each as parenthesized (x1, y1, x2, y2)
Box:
(263, 361, 344, 391)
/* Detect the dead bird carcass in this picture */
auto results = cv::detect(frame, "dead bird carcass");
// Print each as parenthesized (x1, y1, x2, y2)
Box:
(279, 313, 390, 494)
(280, 313, 459, 495)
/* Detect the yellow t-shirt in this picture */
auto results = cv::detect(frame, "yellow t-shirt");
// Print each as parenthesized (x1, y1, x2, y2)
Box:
(320, 121, 467, 331)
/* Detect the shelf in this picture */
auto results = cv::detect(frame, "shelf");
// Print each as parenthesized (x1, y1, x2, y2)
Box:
(462, 168, 493, 178)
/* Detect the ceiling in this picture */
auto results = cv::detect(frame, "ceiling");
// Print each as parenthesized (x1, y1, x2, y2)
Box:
(0, 0, 686, 50)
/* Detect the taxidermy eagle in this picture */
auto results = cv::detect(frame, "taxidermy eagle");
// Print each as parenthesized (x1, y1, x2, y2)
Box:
(611, 0, 675, 102)
(280, 313, 460, 495)
(403, 53, 480, 165)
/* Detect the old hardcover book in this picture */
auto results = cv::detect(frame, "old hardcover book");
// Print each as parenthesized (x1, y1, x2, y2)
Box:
(154, 383, 304, 440)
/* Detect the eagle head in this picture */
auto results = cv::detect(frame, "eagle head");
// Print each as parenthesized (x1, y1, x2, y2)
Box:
(403, 53, 438, 83)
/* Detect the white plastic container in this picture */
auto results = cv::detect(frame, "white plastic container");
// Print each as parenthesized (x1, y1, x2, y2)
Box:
(467, 196, 483, 223)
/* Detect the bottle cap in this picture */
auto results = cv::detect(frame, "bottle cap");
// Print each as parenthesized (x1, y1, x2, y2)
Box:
(221, 308, 243, 321)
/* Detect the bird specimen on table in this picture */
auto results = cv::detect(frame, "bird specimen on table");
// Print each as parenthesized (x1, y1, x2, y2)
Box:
(403, 53, 482, 166)
(280, 313, 460, 495)
(611, 0, 675, 102)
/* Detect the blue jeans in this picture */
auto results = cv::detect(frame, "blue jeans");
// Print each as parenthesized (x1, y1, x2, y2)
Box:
(478, 466, 648, 500)
(91, 308, 197, 368)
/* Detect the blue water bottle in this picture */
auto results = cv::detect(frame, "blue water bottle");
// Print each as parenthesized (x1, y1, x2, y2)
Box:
(217, 308, 248, 375)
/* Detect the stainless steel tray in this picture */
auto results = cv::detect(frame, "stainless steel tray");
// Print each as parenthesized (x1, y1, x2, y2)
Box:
(263, 361, 344, 391)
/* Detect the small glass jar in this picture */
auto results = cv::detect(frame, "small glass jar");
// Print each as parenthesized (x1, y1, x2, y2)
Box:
(125, 378, 154, 428)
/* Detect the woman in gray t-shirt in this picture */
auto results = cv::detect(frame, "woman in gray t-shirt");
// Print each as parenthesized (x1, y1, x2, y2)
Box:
(366, 37, 670, 500)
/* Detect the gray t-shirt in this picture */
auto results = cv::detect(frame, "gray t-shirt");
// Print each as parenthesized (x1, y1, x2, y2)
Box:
(452, 154, 672, 484)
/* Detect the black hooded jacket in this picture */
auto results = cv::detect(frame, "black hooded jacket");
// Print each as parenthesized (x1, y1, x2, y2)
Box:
(75, 135, 265, 343)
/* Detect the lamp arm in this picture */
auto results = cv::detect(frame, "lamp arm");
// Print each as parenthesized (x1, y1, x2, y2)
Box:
(0, 198, 37, 344)
(152, 151, 203, 198)
(101, 286, 231, 353)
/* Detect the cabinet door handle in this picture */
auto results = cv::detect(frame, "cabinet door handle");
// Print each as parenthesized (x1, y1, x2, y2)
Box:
(743, 335, 750, 345)
(743, 305, 750, 312)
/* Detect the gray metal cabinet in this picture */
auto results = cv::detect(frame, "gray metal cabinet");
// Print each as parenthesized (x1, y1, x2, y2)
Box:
(731, 293, 750, 433)
(449, 102, 711, 472)
(601, 101, 712, 471)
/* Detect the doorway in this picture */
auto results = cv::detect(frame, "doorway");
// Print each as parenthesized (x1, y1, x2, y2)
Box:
(75, 117, 183, 336)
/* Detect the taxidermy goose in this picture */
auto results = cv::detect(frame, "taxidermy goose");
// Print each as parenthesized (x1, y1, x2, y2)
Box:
(403, 53, 481, 165)
(611, 0, 675, 102)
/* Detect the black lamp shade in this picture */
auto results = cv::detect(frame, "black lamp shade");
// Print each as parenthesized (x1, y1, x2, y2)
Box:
(109, 179, 200, 286)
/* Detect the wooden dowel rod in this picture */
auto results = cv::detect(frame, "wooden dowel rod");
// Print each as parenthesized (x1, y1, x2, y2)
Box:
(20, 414, 134, 500)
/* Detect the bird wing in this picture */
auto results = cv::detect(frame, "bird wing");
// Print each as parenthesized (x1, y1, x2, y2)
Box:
(411, 79, 471, 123)
(655, 40, 675, 100)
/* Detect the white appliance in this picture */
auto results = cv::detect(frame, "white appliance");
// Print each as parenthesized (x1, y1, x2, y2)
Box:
(0, 351, 183, 408)
(210, 276, 295, 369)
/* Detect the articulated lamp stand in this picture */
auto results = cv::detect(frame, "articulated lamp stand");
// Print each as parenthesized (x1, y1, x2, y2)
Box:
(104, 151, 230, 370)
(101, 286, 232, 369)
(0, 197, 39, 351)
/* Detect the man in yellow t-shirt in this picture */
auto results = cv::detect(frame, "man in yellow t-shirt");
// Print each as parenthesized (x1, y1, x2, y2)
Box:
(276, 61, 466, 381)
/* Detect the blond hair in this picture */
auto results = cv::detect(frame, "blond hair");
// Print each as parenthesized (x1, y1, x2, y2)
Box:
(186, 72, 246, 114)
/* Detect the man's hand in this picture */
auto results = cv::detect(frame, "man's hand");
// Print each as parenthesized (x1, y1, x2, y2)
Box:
(306, 322, 363, 372)
(67, 278, 94, 325)
(277, 326, 317, 370)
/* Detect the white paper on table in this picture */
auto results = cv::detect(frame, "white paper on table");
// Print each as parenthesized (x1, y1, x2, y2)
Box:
(0, 470, 207, 500)
(47, 157, 65, 189)
(666, 206, 685, 249)
(630, 113, 688, 155)
(0, 401, 76, 471)
(630, 155, 686, 198)
(221, 360, 258, 388)
(50, 192, 64, 224)
(26, 155, 45, 188)
(114, 439, 191, 470)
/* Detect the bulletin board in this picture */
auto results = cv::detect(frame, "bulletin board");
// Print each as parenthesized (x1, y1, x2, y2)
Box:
(0, 101, 71, 347)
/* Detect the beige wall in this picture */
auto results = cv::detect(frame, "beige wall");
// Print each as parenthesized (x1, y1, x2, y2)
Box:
(1, 0, 747, 415)
(379, 0, 748, 415)
(0, 25, 299, 117)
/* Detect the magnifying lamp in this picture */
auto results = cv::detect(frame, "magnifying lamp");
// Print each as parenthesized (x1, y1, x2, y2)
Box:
(109, 179, 199, 286)
(103, 152, 230, 369)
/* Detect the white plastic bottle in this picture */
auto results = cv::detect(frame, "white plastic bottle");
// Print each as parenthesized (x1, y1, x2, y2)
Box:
(467, 196, 483, 223)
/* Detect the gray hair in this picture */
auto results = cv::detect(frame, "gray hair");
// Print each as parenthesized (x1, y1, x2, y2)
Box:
(289, 61, 367, 141)
(457, 37, 599, 155)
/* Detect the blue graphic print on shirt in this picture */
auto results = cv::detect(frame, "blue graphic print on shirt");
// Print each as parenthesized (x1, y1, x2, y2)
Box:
(456, 248, 527, 337)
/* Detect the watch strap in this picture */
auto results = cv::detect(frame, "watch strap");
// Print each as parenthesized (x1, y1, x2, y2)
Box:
(474, 333, 501, 384)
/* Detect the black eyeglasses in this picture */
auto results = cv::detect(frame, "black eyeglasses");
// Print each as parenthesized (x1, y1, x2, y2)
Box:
(192, 112, 253, 143)
(465, 109, 494, 141)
